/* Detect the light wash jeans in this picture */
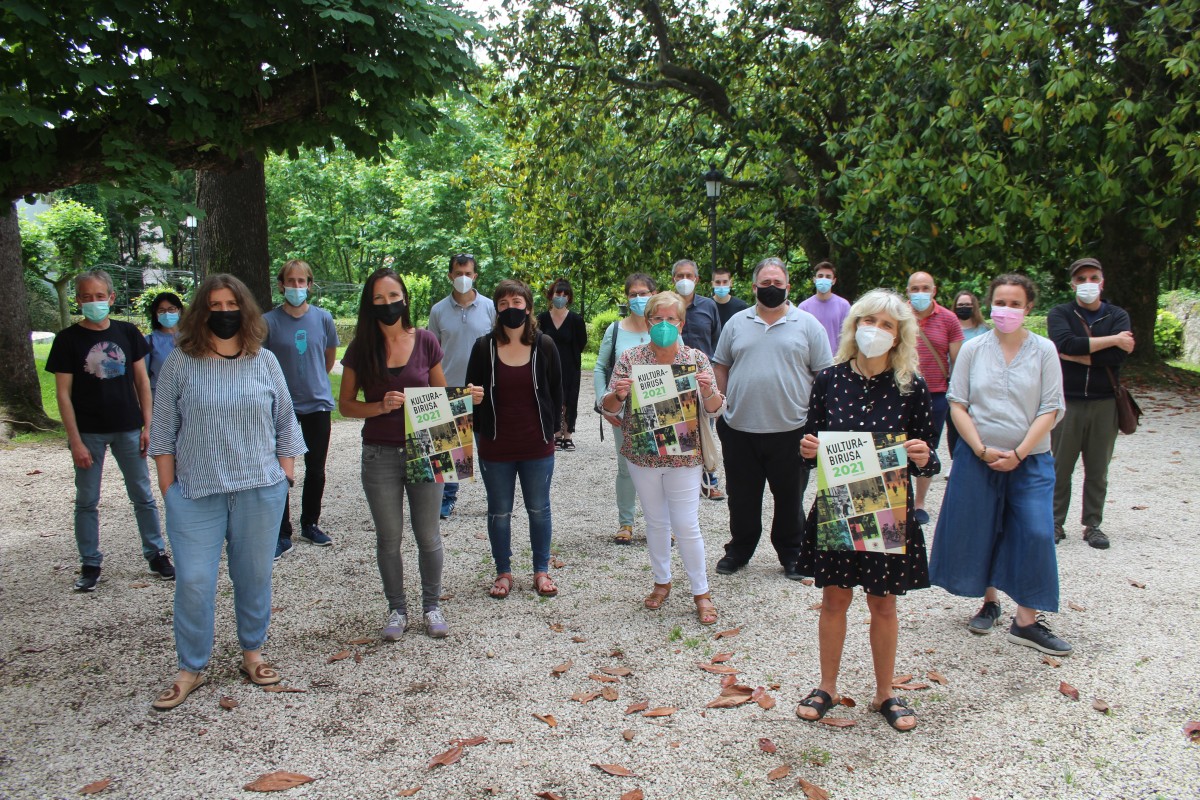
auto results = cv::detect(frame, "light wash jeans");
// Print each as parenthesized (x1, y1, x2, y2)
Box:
(611, 426, 638, 527)
(74, 429, 164, 567)
(164, 479, 288, 673)
(479, 455, 554, 575)
(627, 463, 709, 595)
(361, 444, 444, 613)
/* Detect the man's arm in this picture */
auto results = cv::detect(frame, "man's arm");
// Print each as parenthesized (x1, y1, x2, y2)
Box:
(55, 373, 92, 469)
(325, 347, 337, 374)
(713, 363, 730, 395)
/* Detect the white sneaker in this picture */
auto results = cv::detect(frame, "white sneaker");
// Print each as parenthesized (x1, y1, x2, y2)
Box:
(382, 609, 408, 641)
(424, 607, 449, 639)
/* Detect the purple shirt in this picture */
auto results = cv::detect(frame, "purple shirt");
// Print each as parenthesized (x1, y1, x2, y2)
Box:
(798, 294, 851, 352)
(342, 329, 443, 447)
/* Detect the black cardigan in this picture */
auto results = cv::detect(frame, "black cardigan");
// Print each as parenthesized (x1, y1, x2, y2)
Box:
(1046, 301, 1131, 400)
(465, 331, 564, 443)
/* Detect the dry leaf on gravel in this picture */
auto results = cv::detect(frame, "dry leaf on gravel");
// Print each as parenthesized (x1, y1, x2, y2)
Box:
(601, 666, 632, 677)
(839, 696, 856, 708)
(625, 701, 649, 714)
(327, 650, 352, 663)
(427, 745, 464, 769)
(711, 652, 734, 663)
(891, 673, 913, 686)
(927, 671, 948, 685)
(533, 793, 563, 800)
(768, 765, 791, 781)
(894, 682, 931, 691)
(1131, 505, 1148, 510)
(798, 777, 830, 800)
(451, 736, 488, 747)
(620, 790, 644, 800)
(622, 729, 636, 741)
(261, 685, 306, 693)
(26, 469, 42, 475)
(819, 718, 856, 728)
(80, 778, 111, 794)
(1067, 602, 1086, 612)
(19, 645, 48, 654)
(128, 581, 150, 589)
(571, 635, 587, 643)
(643, 707, 676, 717)
(244, 771, 316, 792)
(1184, 722, 1200, 742)
(355, 651, 363, 664)
(707, 685, 754, 708)
(533, 713, 558, 727)
(1059, 682, 1080, 701)
(593, 764, 637, 777)
(1128, 579, 1147, 589)
(757, 694, 777, 710)
(571, 691, 599, 704)
(551, 659, 573, 676)
(551, 556, 565, 568)
(1093, 699, 1111, 714)
(219, 696, 238, 710)
(347, 637, 373, 645)
(591, 673, 619, 684)
(397, 788, 421, 797)
(713, 627, 741, 639)
(601, 687, 619, 702)
(1041, 655, 1062, 668)
(758, 738, 777, 753)
(548, 623, 565, 633)
(697, 662, 739, 674)
(719, 674, 737, 688)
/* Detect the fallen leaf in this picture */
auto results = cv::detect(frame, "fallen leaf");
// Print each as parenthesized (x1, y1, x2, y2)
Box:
(327, 650, 352, 663)
(610, 649, 625, 658)
(19, 645, 48, 653)
(262, 685, 306, 693)
(697, 662, 739, 675)
(244, 771, 316, 792)
(398, 787, 421, 797)
(819, 717, 856, 728)
(594, 763, 637, 777)
(927, 671, 948, 685)
(26, 469, 42, 475)
(894, 682, 931, 691)
(1128, 579, 1146, 589)
(601, 687, 619, 702)
(533, 793, 563, 800)
(452, 736, 488, 747)
(713, 627, 741, 639)
(1131, 505, 1148, 510)
(219, 696, 238, 710)
(548, 622, 565, 633)
(719, 674, 737, 688)
(891, 673, 913, 686)
(711, 652, 734, 663)
(707, 685, 754, 708)
(1041, 654, 1062, 668)
(427, 745, 464, 769)
(533, 713, 557, 727)
(625, 701, 649, 715)
(1059, 682, 1080, 701)
(839, 696, 857, 708)
(473, 532, 487, 540)
(497, 739, 514, 744)
(347, 637, 374, 645)
(1184, 721, 1200, 742)
(1067, 602, 1087, 612)
(551, 659, 573, 676)
(808, 602, 823, 610)
(601, 666, 632, 677)
(439, 593, 454, 601)
(80, 778, 111, 794)
(355, 651, 363, 664)
(622, 729, 636, 741)
(758, 738, 777, 754)
(571, 691, 599, 704)
(620, 790, 645, 800)
(768, 765, 791, 781)
(571, 635, 587, 643)
(590, 673, 619, 683)
(751, 686, 765, 701)
(756, 693, 777, 710)
(551, 556, 566, 568)
(128, 581, 150, 589)
(798, 777, 830, 800)
(1092, 698, 1111, 713)
(643, 706, 676, 717)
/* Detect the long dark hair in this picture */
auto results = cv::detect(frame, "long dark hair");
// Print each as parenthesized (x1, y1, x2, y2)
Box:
(492, 279, 537, 345)
(148, 292, 185, 330)
(351, 268, 413, 392)
(176, 274, 265, 357)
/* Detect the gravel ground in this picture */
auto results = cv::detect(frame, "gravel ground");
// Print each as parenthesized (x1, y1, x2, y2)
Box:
(1, 379, 1198, 800)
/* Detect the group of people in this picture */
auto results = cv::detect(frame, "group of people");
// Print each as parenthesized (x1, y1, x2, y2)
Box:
(46, 252, 1134, 723)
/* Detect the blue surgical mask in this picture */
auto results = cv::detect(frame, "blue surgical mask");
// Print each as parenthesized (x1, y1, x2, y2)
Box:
(81, 301, 110, 323)
(284, 286, 308, 306)
(650, 320, 679, 347)
(909, 292, 932, 312)
(552, 295, 568, 309)
(814, 278, 833, 294)
(628, 296, 649, 316)
(713, 286, 731, 298)
(157, 312, 180, 328)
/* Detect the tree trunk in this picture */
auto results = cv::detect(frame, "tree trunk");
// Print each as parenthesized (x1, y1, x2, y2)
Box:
(196, 153, 272, 311)
(1098, 227, 1162, 365)
(0, 204, 58, 434)
(54, 276, 72, 330)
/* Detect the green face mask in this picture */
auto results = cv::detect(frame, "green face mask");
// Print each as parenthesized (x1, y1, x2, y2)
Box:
(650, 320, 679, 347)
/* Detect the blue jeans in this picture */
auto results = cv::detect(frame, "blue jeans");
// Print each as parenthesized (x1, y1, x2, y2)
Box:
(164, 479, 289, 672)
(478, 455, 554, 574)
(74, 429, 164, 567)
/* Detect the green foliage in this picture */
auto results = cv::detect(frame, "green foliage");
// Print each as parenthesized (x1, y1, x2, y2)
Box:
(131, 285, 190, 320)
(1155, 310, 1184, 359)
(586, 308, 621, 355)
(34, 200, 108, 273)
(24, 273, 60, 332)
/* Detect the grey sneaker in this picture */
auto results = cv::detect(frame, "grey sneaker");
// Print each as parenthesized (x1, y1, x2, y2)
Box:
(1083, 526, 1110, 550)
(1007, 615, 1073, 656)
(74, 565, 101, 592)
(424, 607, 449, 639)
(968, 601, 1003, 634)
(382, 609, 408, 641)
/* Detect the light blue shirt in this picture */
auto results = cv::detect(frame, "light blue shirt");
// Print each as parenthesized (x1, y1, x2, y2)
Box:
(262, 306, 339, 414)
(145, 329, 177, 392)
(593, 320, 652, 407)
(427, 292, 496, 385)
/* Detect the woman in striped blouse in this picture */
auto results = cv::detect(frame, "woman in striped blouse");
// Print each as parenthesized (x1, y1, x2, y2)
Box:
(148, 274, 305, 711)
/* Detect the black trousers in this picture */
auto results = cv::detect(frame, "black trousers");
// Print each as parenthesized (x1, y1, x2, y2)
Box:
(280, 410, 331, 538)
(716, 417, 809, 567)
(561, 367, 582, 434)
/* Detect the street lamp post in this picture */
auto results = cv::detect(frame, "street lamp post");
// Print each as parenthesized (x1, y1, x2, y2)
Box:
(184, 215, 198, 286)
(704, 165, 723, 278)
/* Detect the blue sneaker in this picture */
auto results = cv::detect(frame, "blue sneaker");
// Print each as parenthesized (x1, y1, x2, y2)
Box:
(274, 538, 294, 561)
(300, 524, 332, 546)
(440, 498, 455, 520)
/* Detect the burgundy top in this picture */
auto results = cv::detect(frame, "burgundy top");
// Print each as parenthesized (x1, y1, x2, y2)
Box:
(341, 328, 443, 447)
(477, 359, 555, 462)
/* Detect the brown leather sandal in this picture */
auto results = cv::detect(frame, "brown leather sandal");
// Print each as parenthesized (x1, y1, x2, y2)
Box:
(693, 592, 718, 625)
(643, 582, 671, 609)
(533, 572, 559, 597)
(489, 573, 514, 599)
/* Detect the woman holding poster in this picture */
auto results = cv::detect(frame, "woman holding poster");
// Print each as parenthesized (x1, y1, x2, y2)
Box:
(340, 268, 476, 641)
(795, 289, 937, 732)
(601, 292, 726, 625)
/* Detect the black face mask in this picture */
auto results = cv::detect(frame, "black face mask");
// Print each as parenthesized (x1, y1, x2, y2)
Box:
(207, 310, 242, 340)
(954, 306, 974, 321)
(755, 284, 787, 309)
(372, 300, 407, 327)
(498, 307, 529, 329)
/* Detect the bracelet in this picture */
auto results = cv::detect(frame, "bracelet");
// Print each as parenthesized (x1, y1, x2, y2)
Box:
(1014, 449, 1024, 463)
(978, 446, 988, 460)
(702, 390, 717, 401)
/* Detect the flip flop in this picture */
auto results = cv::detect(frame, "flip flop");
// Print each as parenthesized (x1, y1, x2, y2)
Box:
(239, 661, 282, 686)
(152, 673, 206, 711)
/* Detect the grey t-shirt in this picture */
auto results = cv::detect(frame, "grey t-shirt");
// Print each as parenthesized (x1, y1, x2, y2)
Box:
(427, 292, 496, 385)
(947, 331, 1064, 454)
(262, 306, 339, 414)
(713, 304, 834, 433)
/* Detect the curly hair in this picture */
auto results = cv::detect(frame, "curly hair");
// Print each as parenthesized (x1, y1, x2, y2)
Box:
(835, 288, 920, 394)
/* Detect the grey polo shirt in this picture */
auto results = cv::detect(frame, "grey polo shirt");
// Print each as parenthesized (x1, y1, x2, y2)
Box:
(712, 304, 833, 433)
(427, 292, 496, 385)
(680, 294, 722, 358)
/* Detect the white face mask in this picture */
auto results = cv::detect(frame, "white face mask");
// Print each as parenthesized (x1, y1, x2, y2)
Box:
(674, 278, 696, 297)
(452, 275, 474, 294)
(855, 325, 894, 358)
(1075, 282, 1101, 304)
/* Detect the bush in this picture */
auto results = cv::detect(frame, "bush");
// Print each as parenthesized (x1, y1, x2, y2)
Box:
(131, 285, 189, 322)
(587, 308, 621, 355)
(1155, 309, 1184, 358)
(25, 273, 60, 332)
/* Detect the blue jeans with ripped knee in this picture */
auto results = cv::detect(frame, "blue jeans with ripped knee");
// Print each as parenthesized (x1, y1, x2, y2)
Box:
(478, 455, 554, 575)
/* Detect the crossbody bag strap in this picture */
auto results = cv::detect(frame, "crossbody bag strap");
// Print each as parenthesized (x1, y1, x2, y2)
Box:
(1076, 314, 1122, 391)
(916, 327, 949, 381)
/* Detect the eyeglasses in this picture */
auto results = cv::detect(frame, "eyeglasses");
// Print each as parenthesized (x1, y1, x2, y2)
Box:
(648, 316, 681, 326)
(627, 290, 652, 298)
(452, 253, 474, 262)
(158, 305, 181, 314)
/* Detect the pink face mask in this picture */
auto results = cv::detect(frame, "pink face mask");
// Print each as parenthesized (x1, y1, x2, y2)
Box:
(990, 306, 1026, 333)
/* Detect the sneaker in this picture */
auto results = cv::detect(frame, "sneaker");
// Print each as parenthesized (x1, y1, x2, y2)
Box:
(912, 508, 930, 525)
(148, 551, 176, 580)
(1007, 615, 1073, 656)
(968, 601, 1002, 634)
(74, 565, 101, 592)
(382, 609, 408, 641)
(424, 608, 449, 639)
(440, 498, 456, 520)
(274, 537, 294, 562)
(1083, 526, 1110, 550)
(715, 556, 745, 575)
(1054, 524, 1066, 544)
(300, 524, 332, 547)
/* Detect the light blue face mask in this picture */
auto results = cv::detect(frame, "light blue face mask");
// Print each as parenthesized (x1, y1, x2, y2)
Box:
(909, 292, 932, 312)
(81, 301, 110, 322)
(284, 286, 308, 306)
(552, 295, 568, 309)
(814, 278, 833, 294)
(650, 320, 679, 347)
(157, 312, 180, 328)
(713, 286, 731, 298)
(628, 296, 649, 316)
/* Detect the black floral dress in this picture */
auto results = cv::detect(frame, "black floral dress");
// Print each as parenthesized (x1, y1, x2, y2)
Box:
(797, 362, 940, 596)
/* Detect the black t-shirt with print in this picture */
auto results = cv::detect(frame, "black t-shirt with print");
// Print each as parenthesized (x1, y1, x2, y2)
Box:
(45, 321, 149, 433)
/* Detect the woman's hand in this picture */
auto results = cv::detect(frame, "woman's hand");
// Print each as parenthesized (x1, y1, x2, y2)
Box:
(697, 371, 714, 395)
(381, 390, 405, 414)
(612, 378, 632, 401)
(987, 449, 1021, 472)
(800, 433, 819, 459)
(903, 438, 930, 468)
(467, 383, 484, 405)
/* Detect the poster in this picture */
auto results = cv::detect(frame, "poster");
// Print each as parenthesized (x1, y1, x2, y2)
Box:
(403, 386, 474, 484)
(626, 364, 700, 458)
(815, 431, 908, 554)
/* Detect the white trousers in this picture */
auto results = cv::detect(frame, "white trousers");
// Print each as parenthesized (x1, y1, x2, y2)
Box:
(626, 463, 709, 596)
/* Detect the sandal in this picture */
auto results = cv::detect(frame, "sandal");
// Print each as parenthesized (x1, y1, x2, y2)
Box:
(561, 438, 576, 452)
(795, 688, 839, 722)
(871, 697, 917, 732)
(489, 573, 514, 599)
(693, 592, 717, 625)
(239, 661, 282, 686)
(554, 437, 566, 450)
(152, 673, 206, 711)
(613, 525, 633, 545)
(643, 582, 671, 610)
(533, 572, 559, 597)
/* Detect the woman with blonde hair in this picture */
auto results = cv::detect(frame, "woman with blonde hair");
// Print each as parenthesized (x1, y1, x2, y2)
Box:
(601, 292, 725, 624)
(794, 288, 938, 732)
